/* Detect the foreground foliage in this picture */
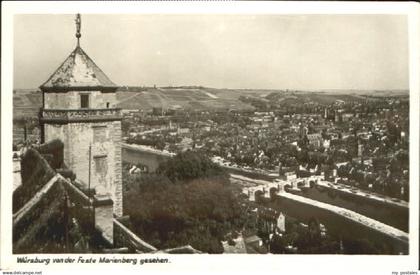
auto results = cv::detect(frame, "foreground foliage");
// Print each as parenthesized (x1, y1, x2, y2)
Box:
(123, 151, 245, 253)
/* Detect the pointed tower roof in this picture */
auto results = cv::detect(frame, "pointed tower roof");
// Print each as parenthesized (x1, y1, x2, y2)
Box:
(40, 46, 117, 92)
(40, 14, 117, 92)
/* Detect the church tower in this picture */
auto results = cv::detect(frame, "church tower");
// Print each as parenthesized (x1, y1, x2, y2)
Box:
(39, 14, 123, 216)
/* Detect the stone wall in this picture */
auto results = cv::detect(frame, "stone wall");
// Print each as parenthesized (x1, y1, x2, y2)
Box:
(44, 120, 122, 216)
(13, 176, 67, 253)
(113, 219, 157, 253)
(13, 148, 154, 253)
(93, 195, 114, 245)
(113, 121, 123, 216)
(44, 91, 117, 109)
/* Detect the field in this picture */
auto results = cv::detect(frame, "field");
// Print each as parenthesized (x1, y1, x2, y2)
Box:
(116, 87, 256, 111)
(13, 87, 408, 118)
(13, 89, 42, 120)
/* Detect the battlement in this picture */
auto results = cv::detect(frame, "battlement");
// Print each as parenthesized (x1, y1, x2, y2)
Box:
(40, 108, 122, 124)
(13, 145, 156, 253)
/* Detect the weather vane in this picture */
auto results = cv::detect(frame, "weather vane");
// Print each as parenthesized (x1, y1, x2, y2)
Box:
(75, 13, 81, 46)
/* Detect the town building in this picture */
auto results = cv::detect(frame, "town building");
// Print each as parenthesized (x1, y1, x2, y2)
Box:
(307, 133, 323, 148)
(277, 212, 286, 232)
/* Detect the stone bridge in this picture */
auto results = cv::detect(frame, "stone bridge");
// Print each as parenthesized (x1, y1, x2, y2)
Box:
(121, 143, 173, 172)
(233, 174, 319, 201)
(121, 144, 407, 211)
(121, 143, 276, 181)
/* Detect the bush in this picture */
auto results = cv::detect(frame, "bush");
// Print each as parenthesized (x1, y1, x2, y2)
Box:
(35, 139, 64, 169)
(124, 151, 243, 253)
(156, 150, 227, 182)
(14, 149, 55, 213)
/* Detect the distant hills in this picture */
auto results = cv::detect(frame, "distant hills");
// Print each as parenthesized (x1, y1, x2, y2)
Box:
(13, 89, 42, 120)
(12, 87, 409, 119)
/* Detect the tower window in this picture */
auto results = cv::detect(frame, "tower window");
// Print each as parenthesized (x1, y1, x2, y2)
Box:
(94, 155, 107, 174)
(106, 102, 110, 108)
(80, 94, 90, 108)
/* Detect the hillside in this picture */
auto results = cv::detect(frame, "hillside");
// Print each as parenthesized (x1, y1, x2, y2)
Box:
(13, 89, 42, 120)
(13, 87, 409, 119)
(116, 87, 256, 111)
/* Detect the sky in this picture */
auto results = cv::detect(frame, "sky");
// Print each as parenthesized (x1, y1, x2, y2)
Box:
(13, 14, 409, 90)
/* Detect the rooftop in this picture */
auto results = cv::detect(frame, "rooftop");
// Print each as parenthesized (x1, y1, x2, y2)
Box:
(40, 46, 117, 91)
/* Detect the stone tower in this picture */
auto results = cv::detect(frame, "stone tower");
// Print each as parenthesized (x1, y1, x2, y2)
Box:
(39, 14, 123, 216)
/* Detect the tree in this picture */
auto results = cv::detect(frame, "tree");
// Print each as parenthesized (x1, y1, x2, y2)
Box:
(156, 150, 227, 182)
(270, 234, 286, 254)
(123, 151, 244, 253)
(342, 238, 379, 254)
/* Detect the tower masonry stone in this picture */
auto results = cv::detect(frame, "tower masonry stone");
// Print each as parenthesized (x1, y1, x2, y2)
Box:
(39, 45, 123, 217)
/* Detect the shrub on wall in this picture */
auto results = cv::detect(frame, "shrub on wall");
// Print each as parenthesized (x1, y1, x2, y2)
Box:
(35, 139, 64, 169)
(13, 148, 55, 213)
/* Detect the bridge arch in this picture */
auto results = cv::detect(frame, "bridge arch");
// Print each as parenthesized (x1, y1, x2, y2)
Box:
(121, 144, 172, 173)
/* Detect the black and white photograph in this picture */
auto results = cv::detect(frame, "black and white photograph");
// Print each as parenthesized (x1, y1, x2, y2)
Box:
(1, 2, 419, 275)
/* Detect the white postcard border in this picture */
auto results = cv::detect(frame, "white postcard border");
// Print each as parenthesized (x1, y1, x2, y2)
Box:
(1, 2, 419, 275)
